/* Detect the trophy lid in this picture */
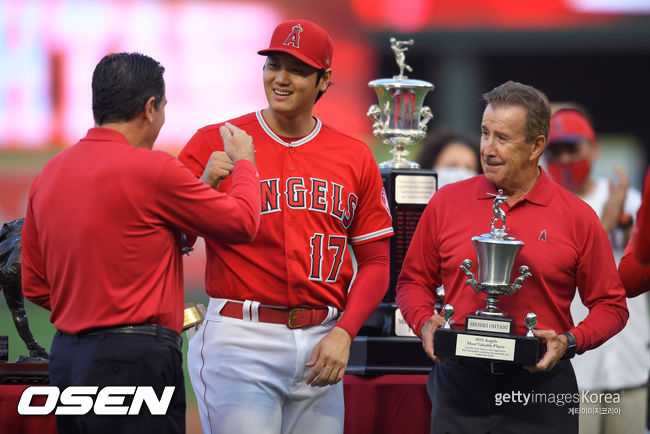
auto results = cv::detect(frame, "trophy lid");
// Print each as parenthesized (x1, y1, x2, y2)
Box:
(368, 77, 434, 90)
(472, 233, 522, 246)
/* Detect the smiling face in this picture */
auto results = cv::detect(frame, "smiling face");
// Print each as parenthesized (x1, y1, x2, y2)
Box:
(480, 104, 545, 196)
(263, 52, 331, 118)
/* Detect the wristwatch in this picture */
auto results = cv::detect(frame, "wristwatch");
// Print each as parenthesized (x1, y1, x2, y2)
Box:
(560, 332, 577, 359)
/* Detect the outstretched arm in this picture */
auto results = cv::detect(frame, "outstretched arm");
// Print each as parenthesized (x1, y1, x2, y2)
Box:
(305, 238, 390, 387)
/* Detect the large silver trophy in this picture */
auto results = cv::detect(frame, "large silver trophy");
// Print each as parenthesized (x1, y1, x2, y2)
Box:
(368, 38, 434, 169)
(358, 38, 437, 345)
(348, 39, 437, 373)
(434, 191, 541, 364)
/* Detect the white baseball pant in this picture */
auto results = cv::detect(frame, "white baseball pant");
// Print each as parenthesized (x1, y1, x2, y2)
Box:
(187, 298, 344, 434)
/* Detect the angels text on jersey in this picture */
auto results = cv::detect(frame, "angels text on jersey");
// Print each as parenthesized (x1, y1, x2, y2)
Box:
(260, 176, 358, 283)
(260, 177, 358, 229)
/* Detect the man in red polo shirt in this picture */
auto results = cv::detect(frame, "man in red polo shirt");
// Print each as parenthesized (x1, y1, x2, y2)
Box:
(396, 81, 628, 434)
(22, 52, 261, 434)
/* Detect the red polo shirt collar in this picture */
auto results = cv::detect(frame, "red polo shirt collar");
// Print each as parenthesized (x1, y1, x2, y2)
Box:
(476, 166, 556, 207)
(82, 127, 130, 144)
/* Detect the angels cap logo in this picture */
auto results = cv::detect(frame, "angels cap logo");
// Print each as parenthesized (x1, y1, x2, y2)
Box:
(258, 20, 333, 70)
(283, 24, 303, 48)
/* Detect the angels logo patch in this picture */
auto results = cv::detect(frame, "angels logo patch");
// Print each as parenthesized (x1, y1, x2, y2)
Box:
(283, 24, 303, 48)
(538, 229, 547, 242)
(381, 187, 391, 217)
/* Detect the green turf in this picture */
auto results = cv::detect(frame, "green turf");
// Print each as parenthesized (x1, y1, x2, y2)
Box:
(0, 291, 210, 403)
(0, 150, 61, 173)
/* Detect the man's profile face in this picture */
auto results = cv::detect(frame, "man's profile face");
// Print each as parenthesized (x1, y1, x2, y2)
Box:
(480, 104, 534, 189)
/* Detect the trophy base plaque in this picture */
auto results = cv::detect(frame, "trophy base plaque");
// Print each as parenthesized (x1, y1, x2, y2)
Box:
(465, 313, 512, 334)
(434, 327, 541, 365)
(381, 168, 437, 301)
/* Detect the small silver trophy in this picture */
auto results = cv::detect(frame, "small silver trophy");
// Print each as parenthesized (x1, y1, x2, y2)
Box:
(433, 191, 541, 364)
(367, 38, 434, 169)
(460, 190, 532, 316)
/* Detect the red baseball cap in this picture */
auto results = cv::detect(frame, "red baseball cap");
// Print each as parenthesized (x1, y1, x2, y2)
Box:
(548, 109, 596, 145)
(258, 19, 333, 70)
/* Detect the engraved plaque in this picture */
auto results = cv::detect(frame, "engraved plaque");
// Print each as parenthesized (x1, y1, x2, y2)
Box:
(455, 334, 516, 361)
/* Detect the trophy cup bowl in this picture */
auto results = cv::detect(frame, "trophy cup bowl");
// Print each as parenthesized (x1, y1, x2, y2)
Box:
(472, 235, 523, 288)
(369, 79, 433, 169)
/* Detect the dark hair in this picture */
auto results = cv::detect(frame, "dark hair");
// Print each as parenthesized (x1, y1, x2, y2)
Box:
(418, 128, 482, 173)
(92, 52, 165, 125)
(482, 81, 551, 143)
(315, 68, 331, 103)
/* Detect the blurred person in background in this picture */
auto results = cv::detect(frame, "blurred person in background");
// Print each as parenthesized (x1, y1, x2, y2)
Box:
(620, 166, 650, 296)
(546, 107, 648, 434)
(417, 127, 482, 187)
(618, 166, 650, 434)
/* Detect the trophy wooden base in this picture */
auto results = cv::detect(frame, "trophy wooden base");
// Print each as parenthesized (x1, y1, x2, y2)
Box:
(0, 361, 49, 385)
(434, 328, 541, 365)
(380, 168, 437, 301)
(348, 336, 433, 375)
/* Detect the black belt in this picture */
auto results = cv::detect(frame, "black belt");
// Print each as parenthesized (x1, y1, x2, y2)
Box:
(79, 324, 182, 349)
(454, 357, 524, 375)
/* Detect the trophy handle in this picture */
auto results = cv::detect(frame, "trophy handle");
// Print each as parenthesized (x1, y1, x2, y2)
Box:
(418, 106, 433, 132)
(460, 259, 481, 293)
(367, 104, 381, 122)
(367, 104, 385, 136)
(506, 265, 532, 295)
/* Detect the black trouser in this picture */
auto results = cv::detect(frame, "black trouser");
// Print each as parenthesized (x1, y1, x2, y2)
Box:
(49, 327, 185, 434)
(428, 358, 579, 434)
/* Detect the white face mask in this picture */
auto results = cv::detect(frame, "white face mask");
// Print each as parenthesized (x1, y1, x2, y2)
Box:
(435, 166, 477, 188)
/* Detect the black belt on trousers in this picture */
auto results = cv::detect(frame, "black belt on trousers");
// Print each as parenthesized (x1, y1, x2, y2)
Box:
(79, 324, 182, 349)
